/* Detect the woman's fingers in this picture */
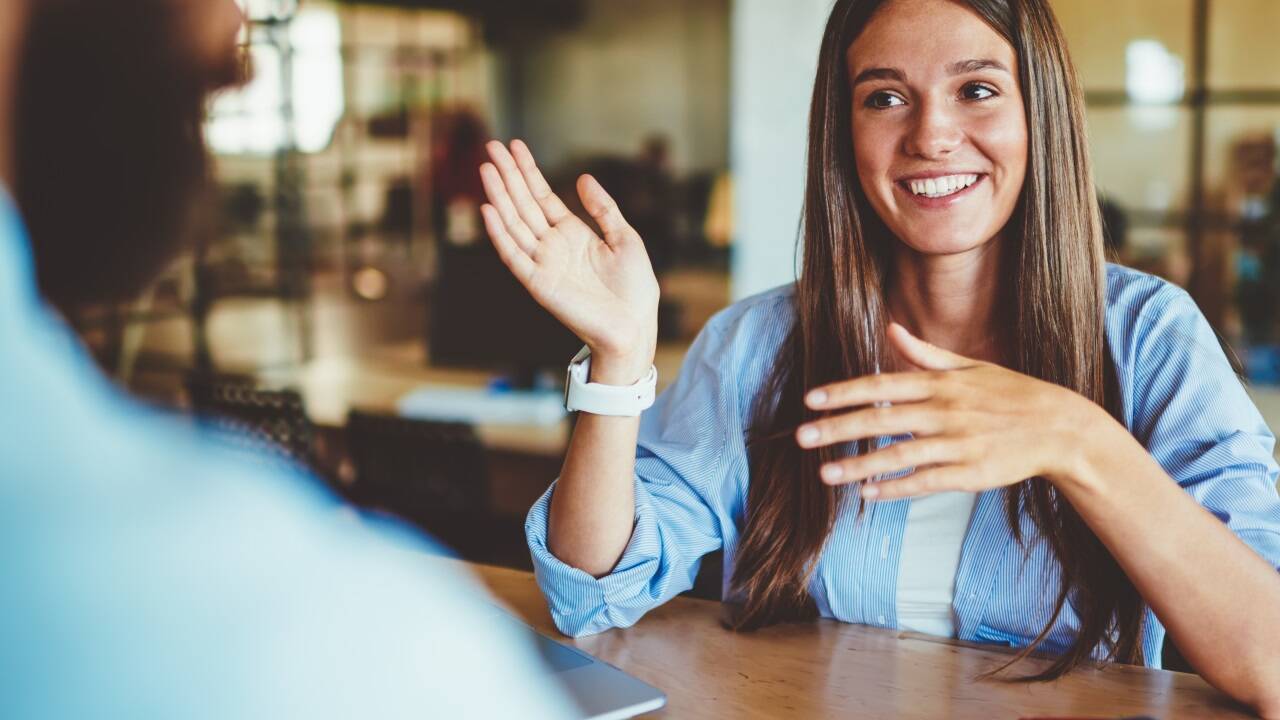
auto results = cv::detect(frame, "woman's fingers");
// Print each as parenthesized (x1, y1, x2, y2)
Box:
(819, 437, 963, 485)
(806, 371, 939, 411)
(479, 163, 539, 255)
(796, 402, 945, 449)
(578, 174, 639, 248)
(887, 322, 976, 372)
(486, 141, 552, 236)
(860, 465, 975, 501)
(511, 140, 572, 226)
(481, 203, 536, 283)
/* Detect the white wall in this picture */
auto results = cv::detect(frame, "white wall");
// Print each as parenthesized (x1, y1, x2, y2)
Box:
(511, 0, 730, 176)
(729, 0, 833, 300)
(507, 0, 833, 300)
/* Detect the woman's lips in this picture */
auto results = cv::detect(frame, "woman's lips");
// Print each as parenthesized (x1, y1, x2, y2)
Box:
(896, 174, 987, 209)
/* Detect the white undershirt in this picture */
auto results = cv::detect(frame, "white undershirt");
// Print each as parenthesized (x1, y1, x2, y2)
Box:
(894, 491, 979, 637)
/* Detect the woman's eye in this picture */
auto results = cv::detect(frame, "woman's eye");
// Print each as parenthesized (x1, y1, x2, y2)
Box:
(865, 92, 905, 109)
(962, 83, 997, 101)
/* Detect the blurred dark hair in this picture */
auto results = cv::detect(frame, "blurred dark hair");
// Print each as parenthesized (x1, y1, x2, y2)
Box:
(14, 0, 242, 311)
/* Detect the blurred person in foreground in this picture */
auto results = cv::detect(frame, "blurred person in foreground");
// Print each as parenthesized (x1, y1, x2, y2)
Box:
(0, 1, 572, 718)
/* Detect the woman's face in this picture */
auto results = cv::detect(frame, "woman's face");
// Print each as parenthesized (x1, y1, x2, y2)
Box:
(847, 0, 1028, 256)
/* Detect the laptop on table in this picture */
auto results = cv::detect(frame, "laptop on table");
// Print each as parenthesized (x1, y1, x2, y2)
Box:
(488, 606, 667, 719)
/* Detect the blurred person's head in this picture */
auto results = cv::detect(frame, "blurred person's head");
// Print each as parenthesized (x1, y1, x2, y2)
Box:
(639, 134, 671, 171)
(9, 0, 245, 313)
(734, 0, 1131, 685)
(430, 107, 491, 203)
(1231, 134, 1277, 198)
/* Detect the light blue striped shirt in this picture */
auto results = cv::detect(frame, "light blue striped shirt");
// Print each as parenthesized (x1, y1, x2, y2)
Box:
(526, 265, 1280, 668)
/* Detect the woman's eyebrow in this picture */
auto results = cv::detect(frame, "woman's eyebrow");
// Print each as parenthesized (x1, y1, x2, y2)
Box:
(851, 67, 906, 87)
(851, 59, 1010, 88)
(947, 58, 1011, 75)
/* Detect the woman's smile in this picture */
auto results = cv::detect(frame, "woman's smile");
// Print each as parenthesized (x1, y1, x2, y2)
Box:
(896, 171, 987, 209)
(847, 0, 1027, 255)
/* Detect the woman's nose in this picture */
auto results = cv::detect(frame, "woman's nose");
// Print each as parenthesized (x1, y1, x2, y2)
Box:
(903, 101, 964, 159)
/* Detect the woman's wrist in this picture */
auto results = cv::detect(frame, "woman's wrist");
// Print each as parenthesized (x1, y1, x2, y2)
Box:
(586, 319, 657, 385)
(1045, 397, 1131, 498)
(589, 348, 656, 386)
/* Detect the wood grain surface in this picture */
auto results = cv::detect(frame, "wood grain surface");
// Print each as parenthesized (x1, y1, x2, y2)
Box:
(463, 561, 1255, 719)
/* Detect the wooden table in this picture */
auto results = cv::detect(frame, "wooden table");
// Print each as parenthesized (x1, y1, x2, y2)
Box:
(464, 562, 1255, 719)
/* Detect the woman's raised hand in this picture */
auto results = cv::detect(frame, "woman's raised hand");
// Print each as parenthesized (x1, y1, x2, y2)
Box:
(479, 140, 659, 383)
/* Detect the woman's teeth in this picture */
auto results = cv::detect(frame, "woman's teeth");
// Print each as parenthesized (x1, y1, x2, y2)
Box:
(907, 174, 979, 198)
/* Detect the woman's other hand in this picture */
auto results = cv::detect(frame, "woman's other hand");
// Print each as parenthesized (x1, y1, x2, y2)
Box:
(796, 322, 1112, 500)
(479, 140, 659, 383)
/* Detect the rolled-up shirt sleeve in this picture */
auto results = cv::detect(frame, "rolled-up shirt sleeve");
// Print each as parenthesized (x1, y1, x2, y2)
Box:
(526, 315, 743, 637)
(1124, 285, 1280, 570)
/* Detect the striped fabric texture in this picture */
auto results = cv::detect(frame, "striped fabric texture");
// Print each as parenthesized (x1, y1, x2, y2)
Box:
(526, 265, 1280, 668)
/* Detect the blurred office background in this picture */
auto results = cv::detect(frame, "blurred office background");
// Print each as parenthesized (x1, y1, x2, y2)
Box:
(70, 0, 1280, 568)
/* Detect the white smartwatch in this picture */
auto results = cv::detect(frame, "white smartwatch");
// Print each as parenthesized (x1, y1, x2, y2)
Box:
(564, 345, 657, 417)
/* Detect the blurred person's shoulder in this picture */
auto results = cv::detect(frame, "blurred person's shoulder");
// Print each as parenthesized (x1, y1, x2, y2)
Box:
(0, 345, 574, 718)
(0, 190, 572, 718)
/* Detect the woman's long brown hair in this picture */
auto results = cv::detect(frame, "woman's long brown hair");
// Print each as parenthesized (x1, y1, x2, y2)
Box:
(728, 0, 1145, 680)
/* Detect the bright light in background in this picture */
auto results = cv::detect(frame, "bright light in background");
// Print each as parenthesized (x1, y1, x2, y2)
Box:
(208, 7, 345, 155)
(1125, 40, 1184, 133)
(352, 267, 389, 301)
(1126, 40, 1185, 105)
(238, 0, 298, 22)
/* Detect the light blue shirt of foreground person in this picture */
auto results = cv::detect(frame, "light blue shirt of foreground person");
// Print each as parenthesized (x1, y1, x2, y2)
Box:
(528, 263, 1280, 669)
(0, 189, 574, 719)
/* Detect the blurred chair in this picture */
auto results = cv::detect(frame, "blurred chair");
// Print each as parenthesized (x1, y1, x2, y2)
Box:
(185, 374, 319, 475)
(345, 411, 512, 561)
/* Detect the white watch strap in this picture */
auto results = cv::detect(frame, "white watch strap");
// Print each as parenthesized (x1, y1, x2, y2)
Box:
(564, 346, 657, 417)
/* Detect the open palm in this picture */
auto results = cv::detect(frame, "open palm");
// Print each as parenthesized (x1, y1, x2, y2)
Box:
(478, 140, 659, 364)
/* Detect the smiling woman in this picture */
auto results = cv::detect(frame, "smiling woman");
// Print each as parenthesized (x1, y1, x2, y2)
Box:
(735, 0, 1117, 659)
(476, 0, 1280, 716)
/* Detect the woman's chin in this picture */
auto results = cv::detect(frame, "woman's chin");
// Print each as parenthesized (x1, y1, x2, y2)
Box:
(894, 232, 997, 258)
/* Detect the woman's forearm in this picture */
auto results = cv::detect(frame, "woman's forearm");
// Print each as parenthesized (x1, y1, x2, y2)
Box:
(546, 351, 652, 577)
(1056, 413, 1280, 717)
